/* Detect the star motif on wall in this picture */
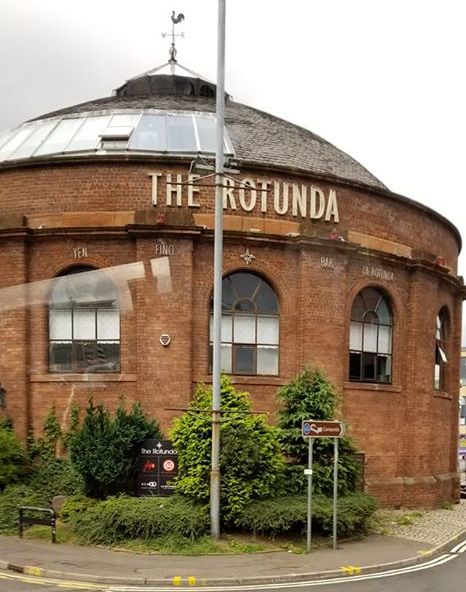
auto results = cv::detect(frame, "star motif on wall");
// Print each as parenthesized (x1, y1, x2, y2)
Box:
(240, 247, 256, 265)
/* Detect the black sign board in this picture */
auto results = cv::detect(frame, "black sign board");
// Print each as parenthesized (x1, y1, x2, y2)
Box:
(137, 439, 178, 497)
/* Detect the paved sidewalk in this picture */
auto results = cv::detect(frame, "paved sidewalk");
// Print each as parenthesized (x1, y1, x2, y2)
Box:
(0, 501, 465, 586)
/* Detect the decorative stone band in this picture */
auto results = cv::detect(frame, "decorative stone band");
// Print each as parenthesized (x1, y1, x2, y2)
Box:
(366, 473, 459, 487)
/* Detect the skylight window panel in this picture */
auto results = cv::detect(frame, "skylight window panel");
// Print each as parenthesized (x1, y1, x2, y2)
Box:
(34, 118, 84, 156)
(223, 132, 234, 155)
(195, 116, 215, 152)
(100, 113, 141, 140)
(100, 127, 133, 140)
(129, 114, 167, 151)
(65, 116, 111, 152)
(167, 115, 196, 152)
(0, 126, 35, 161)
(9, 121, 58, 160)
(109, 114, 140, 127)
(0, 130, 16, 152)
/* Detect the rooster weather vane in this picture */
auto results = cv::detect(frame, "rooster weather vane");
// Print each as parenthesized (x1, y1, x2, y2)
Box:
(162, 11, 185, 71)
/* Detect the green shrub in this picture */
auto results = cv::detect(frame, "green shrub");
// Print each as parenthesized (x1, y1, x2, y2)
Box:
(0, 428, 29, 489)
(69, 400, 163, 498)
(0, 484, 48, 533)
(70, 495, 209, 544)
(277, 368, 361, 495)
(315, 493, 377, 537)
(236, 493, 377, 538)
(59, 495, 100, 523)
(171, 376, 285, 525)
(29, 407, 62, 459)
(0, 416, 13, 431)
(29, 457, 84, 503)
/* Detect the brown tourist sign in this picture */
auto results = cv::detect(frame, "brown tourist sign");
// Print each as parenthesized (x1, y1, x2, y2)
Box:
(302, 420, 345, 438)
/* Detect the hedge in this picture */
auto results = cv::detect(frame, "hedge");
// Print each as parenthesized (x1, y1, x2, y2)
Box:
(235, 493, 377, 538)
(67, 495, 210, 544)
(0, 484, 48, 534)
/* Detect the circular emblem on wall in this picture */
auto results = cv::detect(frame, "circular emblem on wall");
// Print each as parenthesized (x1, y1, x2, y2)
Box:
(159, 334, 171, 347)
(163, 459, 175, 472)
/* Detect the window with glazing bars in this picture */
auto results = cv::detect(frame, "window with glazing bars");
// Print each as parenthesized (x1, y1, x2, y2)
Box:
(434, 309, 448, 390)
(209, 272, 279, 376)
(49, 267, 120, 373)
(349, 287, 393, 383)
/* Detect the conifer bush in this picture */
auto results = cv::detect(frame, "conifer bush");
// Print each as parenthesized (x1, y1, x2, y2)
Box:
(0, 426, 29, 490)
(277, 367, 361, 496)
(171, 375, 285, 525)
(69, 400, 163, 498)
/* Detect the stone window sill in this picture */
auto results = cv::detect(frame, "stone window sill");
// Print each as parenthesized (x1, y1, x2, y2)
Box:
(433, 390, 453, 400)
(196, 375, 288, 387)
(30, 373, 137, 383)
(343, 382, 401, 393)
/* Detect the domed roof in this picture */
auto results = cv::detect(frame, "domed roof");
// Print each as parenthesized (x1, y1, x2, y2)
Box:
(0, 69, 387, 191)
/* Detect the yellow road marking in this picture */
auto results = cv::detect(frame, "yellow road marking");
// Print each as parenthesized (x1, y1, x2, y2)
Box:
(0, 570, 107, 589)
(24, 566, 44, 577)
(340, 565, 362, 575)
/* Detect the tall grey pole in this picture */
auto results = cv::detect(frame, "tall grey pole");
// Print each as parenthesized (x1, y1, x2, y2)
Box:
(333, 438, 339, 550)
(307, 438, 314, 553)
(211, 0, 226, 541)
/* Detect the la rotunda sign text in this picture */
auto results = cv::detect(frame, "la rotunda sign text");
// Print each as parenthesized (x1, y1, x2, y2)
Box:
(148, 172, 340, 222)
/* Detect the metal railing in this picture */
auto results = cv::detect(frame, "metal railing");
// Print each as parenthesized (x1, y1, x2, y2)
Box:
(19, 506, 56, 543)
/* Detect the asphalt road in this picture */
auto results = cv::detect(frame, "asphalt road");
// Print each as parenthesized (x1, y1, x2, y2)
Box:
(1, 550, 466, 592)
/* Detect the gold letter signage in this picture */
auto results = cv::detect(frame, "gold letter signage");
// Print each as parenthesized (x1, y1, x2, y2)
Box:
(148, 171, 340, 223)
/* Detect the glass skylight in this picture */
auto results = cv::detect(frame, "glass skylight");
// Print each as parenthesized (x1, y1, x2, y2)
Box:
(0, 110, 234, 164)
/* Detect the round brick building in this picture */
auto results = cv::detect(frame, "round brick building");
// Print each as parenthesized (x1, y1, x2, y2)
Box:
(0, 64, 463, 507)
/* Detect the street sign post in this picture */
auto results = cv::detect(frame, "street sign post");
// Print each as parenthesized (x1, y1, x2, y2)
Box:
(302, 420, 345, 553)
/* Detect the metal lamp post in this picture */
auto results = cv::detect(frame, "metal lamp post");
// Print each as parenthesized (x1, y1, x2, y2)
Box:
(210, 0, 226, 540)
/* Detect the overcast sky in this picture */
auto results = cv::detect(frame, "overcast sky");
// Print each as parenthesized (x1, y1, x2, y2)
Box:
(1, 0, 465, 335)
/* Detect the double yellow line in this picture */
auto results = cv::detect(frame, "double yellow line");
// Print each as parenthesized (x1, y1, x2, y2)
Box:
(0, 569, 107, 590)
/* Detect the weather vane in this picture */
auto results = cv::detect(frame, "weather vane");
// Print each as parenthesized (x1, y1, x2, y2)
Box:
(162, 11, 185, 73)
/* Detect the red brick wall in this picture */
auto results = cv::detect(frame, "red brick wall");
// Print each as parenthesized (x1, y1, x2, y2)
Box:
(0, 159, 462, 507)
(0, 162, 459, 271)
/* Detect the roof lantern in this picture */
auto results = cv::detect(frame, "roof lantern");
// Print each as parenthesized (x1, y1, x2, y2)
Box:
(115, 11, 220, 100)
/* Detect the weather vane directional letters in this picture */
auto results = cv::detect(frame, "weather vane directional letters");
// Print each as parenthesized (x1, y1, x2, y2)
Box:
(162, 11, 185, 71)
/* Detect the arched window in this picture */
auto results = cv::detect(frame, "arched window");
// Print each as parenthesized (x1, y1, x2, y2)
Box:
(49, 267, 120, 373)
(349, 287, 393, 383)
(209, 272, 279, 375)
(434, 309, 448, 390)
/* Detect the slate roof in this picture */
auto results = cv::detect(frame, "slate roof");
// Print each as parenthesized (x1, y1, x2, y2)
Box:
(34, 74, 387, 191)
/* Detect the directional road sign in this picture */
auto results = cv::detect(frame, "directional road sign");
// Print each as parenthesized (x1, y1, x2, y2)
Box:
(302, 420, 345, 438)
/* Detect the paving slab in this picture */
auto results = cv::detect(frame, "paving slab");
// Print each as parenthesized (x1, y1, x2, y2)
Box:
(2, 501, 466, 585)
(0, 535, 432, 584)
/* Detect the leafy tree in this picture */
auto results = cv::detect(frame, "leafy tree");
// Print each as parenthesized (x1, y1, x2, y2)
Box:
(0, 416, 13, 431)
(69, 399, 162, 498)
(30, 406, 62, 460)
(23, 406, 84, 501)
(171, 375, 284, 525)
(0, 428, 29, 489)
(62, 404, 80, 452)
(277, 367, 361, 495)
